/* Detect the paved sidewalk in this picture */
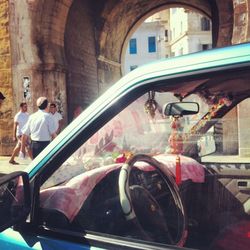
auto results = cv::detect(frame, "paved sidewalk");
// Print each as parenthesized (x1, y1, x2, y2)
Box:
(0, 156, 31, 175)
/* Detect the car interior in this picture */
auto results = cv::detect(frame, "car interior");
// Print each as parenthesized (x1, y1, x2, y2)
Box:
(38, 65, 250, 250)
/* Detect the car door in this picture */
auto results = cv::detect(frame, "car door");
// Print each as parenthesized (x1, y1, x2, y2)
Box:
(198, 99, 250, 243)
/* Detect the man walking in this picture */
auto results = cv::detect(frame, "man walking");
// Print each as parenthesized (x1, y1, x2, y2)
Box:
(21, 97, 57, 159)
(49, 102, 63, 134)
(9, 102, 31, 164)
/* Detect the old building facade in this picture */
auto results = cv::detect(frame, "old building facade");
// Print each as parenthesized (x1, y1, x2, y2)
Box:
(0, 0, 250, 155)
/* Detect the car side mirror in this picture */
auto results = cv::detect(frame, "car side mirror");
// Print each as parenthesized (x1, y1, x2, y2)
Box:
(0, 171, 31, 232)
(164, 102, 199, 116)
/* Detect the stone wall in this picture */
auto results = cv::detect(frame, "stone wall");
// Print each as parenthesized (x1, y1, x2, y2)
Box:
(0, 0, 14, 155)
(65, 0, 99, 121)
(232, 0, 249, 44)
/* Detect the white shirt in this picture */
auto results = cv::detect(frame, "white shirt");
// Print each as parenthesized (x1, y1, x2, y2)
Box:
(51, 111, 63, 131)
(14, 111, 29, 137)
(22, 109, 57, 141)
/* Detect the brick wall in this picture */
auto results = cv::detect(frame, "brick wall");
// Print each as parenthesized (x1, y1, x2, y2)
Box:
(0, 0, 14, 155)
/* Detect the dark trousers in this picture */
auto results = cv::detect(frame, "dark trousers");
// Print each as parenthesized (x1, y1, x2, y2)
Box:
(31, 141, 50, 159)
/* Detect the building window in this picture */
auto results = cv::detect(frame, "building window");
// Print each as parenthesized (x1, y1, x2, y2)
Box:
(201, 17, 210, 31)
(202, 44, 211, 50)
(164, 30, 168, 42)
(148, 36, 156, 53)
(130, 65, 138, 71)
(129, 38, 137, 54)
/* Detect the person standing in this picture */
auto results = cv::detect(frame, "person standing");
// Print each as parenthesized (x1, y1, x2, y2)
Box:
(21, 97, 57, 159)
(9, 102, 31, 164)
(49, 103, 63, 134)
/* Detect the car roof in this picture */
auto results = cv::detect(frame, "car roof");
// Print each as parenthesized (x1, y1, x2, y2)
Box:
(25, 42, 250, 178)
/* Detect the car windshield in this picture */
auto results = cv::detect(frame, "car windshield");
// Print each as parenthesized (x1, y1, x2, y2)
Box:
(81, 93, 208, 162)
(42, 92, 209, 188)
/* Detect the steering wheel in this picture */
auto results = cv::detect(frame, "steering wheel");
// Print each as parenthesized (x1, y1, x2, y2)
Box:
(118, 154, 187, 246)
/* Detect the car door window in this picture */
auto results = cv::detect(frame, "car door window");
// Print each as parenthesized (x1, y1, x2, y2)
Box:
(41, 92, 208, 189)
(200, 98, 250, 160)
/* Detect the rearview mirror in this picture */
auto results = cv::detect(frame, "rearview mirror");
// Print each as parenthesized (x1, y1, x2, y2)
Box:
(0, 171, 31, 232)
(164, 102, 199, 116)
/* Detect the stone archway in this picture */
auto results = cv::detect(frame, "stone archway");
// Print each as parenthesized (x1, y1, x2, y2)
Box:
(1, 0, 250, 155)
(118, 3, 214, 75)
(7, 0, 235, 118)
(97, 0, 213, 88)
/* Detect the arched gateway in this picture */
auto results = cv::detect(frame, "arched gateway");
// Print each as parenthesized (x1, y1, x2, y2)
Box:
(0, 0, 249, 155)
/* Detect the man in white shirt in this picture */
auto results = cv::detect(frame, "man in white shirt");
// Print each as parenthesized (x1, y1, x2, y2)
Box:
(9, 102, 31, 164)
(49, 103, 63, 134)
(21, 97, 57, 159)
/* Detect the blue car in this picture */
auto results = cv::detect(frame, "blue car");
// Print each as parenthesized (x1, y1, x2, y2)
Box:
(0, 43, 250, 250)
